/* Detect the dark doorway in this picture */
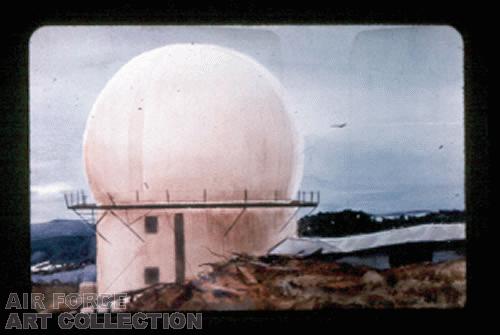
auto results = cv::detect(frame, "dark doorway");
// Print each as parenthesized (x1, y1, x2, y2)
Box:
(174, 213, 185, 284)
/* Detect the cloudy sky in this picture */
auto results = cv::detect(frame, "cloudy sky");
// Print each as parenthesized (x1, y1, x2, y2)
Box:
(29, 25, 464, 223)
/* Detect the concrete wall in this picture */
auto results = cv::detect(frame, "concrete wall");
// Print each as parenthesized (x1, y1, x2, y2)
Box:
(97, 208, 296, 294)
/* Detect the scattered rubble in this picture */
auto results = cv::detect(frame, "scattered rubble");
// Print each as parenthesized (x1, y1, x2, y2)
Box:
(124, 254, 465, 310)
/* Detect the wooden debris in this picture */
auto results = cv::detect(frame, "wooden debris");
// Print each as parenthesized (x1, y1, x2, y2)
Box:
(119, 254, 466, 311)
(236, 266, 258, 285)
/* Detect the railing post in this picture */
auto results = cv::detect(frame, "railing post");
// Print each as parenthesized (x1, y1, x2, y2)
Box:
(136, 190, 139, 202)
(244, 189, 248, 202)
(203, 189, 207, 202)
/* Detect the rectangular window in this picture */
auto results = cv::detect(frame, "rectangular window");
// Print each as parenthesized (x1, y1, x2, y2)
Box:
(145, 216, 158, 233)
(144, 267, 159, 285)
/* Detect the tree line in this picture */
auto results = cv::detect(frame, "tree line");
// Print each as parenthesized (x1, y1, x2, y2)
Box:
(297, 209, 465, 237)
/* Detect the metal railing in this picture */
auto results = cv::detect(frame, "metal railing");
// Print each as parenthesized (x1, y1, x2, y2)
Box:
(64, 189, 320, 209)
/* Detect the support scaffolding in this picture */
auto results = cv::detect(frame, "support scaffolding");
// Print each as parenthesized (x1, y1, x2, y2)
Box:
(64, 189, 320, 285)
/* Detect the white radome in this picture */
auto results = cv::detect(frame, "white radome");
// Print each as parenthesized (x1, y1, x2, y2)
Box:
(83, 44, 304, 293)
(84, 44, 303, 203)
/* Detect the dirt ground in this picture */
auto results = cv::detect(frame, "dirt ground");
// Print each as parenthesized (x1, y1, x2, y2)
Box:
(31, 283, 79, 312)
(31, 254, 465, 311)
(123, 254, 466, 310)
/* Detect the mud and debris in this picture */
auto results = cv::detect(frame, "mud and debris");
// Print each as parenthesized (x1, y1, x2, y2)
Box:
(124, 254, 465, 310)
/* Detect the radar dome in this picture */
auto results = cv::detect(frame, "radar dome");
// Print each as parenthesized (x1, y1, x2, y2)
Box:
(84, 44, 302, 203)
(83, 44, 304, 293)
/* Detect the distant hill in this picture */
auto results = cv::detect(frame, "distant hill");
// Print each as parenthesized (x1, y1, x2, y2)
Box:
(31, 219, 96, 265)
(31, 219, 95, 241)
(298, 209, 465, 237)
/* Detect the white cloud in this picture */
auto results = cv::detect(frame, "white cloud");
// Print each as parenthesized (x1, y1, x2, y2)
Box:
(31, 182, 72, 197)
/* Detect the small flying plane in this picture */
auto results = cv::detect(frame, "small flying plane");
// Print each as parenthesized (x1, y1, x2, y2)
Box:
(330, 123, 347, 128)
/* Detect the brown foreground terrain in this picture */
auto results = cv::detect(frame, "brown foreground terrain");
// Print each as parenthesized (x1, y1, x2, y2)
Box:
(32, 283, 79, 312)
(124, 254, 465, 310)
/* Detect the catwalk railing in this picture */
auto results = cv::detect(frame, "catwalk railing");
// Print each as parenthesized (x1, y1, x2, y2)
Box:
(64, 189, 320, 210)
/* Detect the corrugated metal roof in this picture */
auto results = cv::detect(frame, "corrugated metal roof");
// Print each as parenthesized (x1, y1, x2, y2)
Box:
(269, 223, 465, 256)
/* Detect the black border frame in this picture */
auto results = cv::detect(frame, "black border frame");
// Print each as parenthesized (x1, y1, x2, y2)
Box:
(0, 4, 490, 330)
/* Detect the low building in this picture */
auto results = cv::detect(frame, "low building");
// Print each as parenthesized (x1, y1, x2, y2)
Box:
(269, 223, 465, 269)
